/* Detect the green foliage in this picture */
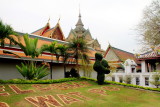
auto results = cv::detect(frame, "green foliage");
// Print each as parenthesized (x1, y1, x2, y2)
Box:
(56, 44, 71, 63)
(93, 53, 110, 74)
(0, 78, 77, 84)
(56, 44, 72, 77)
(68, 37, 88, 52)
(18, 34, 42, 58)
(1, 77, 160, 92)
(41, 42, 59, 79)
(93, 53, 110, 85)
(101, 59, 110, 68)
(0, 20, 18, 47)
(150, 70, 160, 88)
(68, 37, 89, 73)
(15, 34, 49, 80)
(95, 53, 103, 61)
(16, 62, 49, 80)
(81, 77, 160, 92)
(41, 42, 57, 56)
(105, 80, 160, 92)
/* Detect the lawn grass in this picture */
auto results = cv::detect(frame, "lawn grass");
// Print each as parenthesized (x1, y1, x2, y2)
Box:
(0, 80, 160, 107)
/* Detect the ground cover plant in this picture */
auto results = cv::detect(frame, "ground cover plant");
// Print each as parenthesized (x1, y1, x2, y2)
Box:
(0, 78, 160, 107)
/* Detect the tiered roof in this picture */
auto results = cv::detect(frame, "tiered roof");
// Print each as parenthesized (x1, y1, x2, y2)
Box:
(104, 45, 138, 62)
(104, 45, 140, 68)
(66, 13, 103, 54)
(0, 32, 96, 64)
(32, 22, 65, 41)
(0, 19, 96, 64)
(137, 45, 160, 60)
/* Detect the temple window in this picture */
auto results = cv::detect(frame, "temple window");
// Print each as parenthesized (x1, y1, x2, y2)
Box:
(136, 77, 140, 85)
(112, 77, 115, 81)
(119, 77, 123, 83)
(145, 77, 149, 86)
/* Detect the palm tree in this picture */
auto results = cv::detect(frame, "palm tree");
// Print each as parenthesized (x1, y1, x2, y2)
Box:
(41, 42, 58, 79)
(56, 44, 71, 77)
(18, 34, 42, 58)
(0, 20, 18, 47)
(68, 37, 89, 74)
(16, 34, 49, 80)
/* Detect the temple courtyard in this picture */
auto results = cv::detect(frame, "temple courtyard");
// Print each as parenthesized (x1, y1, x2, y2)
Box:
(0, 79, 160, 107)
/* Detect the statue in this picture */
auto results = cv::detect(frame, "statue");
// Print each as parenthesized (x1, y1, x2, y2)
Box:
(93, 53, 110, 85)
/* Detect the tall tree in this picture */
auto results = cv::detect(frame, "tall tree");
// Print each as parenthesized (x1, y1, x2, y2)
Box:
(68, 37, 89, 74)
(0, 20, 18, 47)
(56, 44, 71, 77)
(41, 42, 58, 79)
(137, 0, 160, 51)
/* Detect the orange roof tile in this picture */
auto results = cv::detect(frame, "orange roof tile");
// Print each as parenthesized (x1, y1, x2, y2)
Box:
(32, 22, 50, 36)
(32, 22, 65, 41)
(104, 45, 140, 64)
(137, 45, 160, 60)
(1, 32, 96, 64)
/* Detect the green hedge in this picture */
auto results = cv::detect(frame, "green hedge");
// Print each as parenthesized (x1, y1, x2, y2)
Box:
(105, 81, 160, 91)
(0, 77, 160, 92)
(0, 78, 77, 84)
(80, 77, 160, 92)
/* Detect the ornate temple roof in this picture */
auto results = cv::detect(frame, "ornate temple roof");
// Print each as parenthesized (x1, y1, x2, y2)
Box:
(32, 21, 50, 36)
(75, 13, 84, 27)
(137, 45, 160, 60)
(104, 45, 140, 64)
(74, 12, 86, 34)
(0, 32, 96, 64)
(32, 21, 65, 41)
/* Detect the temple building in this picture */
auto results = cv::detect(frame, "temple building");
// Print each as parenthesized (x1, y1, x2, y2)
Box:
(105, 44, 160, 88)
(0, 20, 96, 80)
(31, 20, 65, 41)
(104, 44, 141, 72)
(135, 45, 160, 88)
(66, 13, 105, 54)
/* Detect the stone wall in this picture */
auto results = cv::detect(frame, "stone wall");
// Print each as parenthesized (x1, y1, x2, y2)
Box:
(0, 58, 97, 80)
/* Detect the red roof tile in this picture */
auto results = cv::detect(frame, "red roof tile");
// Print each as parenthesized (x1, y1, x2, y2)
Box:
(104, 45, 140, 64)
(137, 45, 160, 60)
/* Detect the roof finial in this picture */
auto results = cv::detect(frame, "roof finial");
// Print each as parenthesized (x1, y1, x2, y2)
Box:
(75, 4, 84, 27)
(108, 41, 111, 47)
(46, 17, 50, 27)
(48, 17, 50, 24)
(79, 4, 81, 17)
(58, 15, 61, 24)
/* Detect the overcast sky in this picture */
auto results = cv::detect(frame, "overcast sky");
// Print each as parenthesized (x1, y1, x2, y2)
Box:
(0, 0, 153, 53)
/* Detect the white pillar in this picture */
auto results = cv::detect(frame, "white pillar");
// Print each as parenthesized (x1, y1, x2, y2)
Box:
(140, 74, 144, 87)
(141, 61, 147, 73)
(115, 74, 119, 82)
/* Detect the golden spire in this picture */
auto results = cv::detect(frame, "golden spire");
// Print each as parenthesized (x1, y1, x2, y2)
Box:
(48, 17, 50, 23)
(46, 17, 50, 27)
(58, 17, 60, 23)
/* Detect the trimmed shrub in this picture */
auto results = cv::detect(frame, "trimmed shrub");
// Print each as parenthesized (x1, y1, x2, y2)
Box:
(93, 53, 110, 85)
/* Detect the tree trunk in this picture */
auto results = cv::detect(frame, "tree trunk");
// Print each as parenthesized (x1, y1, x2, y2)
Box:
(64, 63, 66, 78)
(76, 49, 79, 74)
(50, 60, 53, 79)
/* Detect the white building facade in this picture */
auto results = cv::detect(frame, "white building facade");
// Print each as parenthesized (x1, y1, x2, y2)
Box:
(106, 46, 160, 88)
